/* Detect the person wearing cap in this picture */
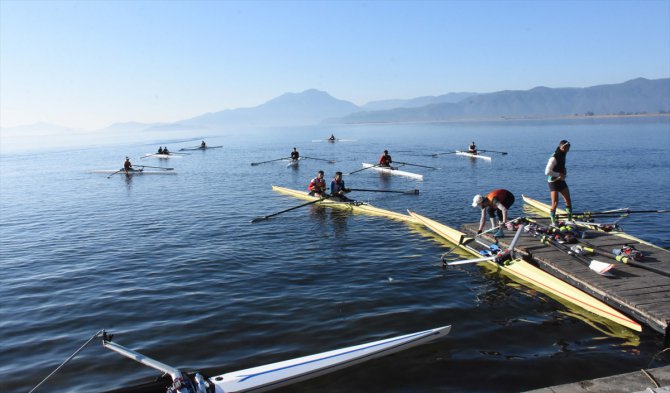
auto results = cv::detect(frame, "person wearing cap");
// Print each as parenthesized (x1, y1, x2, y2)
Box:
(308, 170, 329, 197)
(123, 157, 133, 173)
(330, 171, 352, 202)
(545, 140, 572, 225)
(379, 150, 393, 167)
(468, 141, 477, 154)
(290, 147, 300, 161)
(472, 189, 515, 237)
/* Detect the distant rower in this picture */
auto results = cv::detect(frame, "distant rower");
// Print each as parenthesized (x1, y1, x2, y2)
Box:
(468, 141, 477, 154)
(163, 146, 170, 155)
(157, 146, 164, 154)
(291, 147, 300, 160)
(124, 157, 133, 173)
(472, 189, 515, 238)
(328, 134, 336, 142)
(379, 150, 393, 167)
(201, 140, 207, 148)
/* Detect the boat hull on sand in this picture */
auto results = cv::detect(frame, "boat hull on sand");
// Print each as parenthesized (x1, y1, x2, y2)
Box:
(361, 163, 423, 180)
(407, 210, 641, 332)
(272, 185, 416, 223)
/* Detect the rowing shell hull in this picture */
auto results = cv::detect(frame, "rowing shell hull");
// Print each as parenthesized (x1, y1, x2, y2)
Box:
(455, 151, 492, 161)
(361, 163, 423, 180)
(521, 194, 662, 249)
(143, 154, 182, 159)
(179, 145, 223, 151)
(92, 170, 176, 175)
(210, 325, 450, 393)
(287, 158, 301, 167)
(271, 186, 416, 223)
(407, 210, 641, 332)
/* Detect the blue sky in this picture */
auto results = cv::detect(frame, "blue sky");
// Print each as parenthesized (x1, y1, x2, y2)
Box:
(1, 0, 669, 130)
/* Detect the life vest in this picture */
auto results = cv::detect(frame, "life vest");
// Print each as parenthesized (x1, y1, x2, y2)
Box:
(308, 177, 326, 192)
(331, 179, 346, 194)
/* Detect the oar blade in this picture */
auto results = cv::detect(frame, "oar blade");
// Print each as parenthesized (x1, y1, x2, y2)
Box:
(589, 260, 615, 275)
(405, 189, 420, 195)
(250, 216, 268, 223)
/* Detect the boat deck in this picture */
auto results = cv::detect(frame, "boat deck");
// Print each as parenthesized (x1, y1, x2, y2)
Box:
(462, 219, 670, 337)
(523, 365, 670, 393)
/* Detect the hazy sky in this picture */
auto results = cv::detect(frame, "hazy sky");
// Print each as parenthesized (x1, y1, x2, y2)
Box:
(1, 0, 669, 130)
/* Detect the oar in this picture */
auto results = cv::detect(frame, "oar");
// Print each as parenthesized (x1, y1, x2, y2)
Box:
(135, 165, 174, 170)
(348, 164, 381, 175)
(349, 188, 419, 195)
(479, 149, 508, 155)
(394, 161, 439, 170)
(140, 154, 156, 159)
(558, 209, 670, 217)
(302, 156, 336, 164)
(430, 151, 458, 157)
(569, 244, 670, 277)
(107, 169, 125, 179)
(251, 197, 328, 223)
(446, 226, 524, 266)
(251, 157, 291, 166)
(538, 234, 614, 275)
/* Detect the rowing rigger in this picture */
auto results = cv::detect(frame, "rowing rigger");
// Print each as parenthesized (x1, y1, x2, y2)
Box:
(30, 326, 451, 393)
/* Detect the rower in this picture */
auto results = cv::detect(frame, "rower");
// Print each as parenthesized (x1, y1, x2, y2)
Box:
(201, 140, 207, 148)
(290, 147, 300, 161)
(157, 146, 164, 154)
(330, 171, 352, 202)
(163, 146, 170, 155)
(472, 189, 515, 237)
(379, 150, 393, 167)
(328, 134, 336, 141)
(123, 157, 133, 173)
(545, 140, 572, 225)
(308, 170, 329, 197)
(468, 141, 477, 154)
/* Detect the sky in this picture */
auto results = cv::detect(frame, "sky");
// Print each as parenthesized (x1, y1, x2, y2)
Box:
(1, 0, 669, 130)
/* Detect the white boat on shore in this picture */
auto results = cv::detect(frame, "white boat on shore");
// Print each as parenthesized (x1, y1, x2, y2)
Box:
(361, 163, 423, 180)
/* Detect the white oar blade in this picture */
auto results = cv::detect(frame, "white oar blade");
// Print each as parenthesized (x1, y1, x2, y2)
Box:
(589, 260, 615, 275)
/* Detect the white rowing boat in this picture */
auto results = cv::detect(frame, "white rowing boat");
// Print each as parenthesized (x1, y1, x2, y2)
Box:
(361, 163, 423, 180)
(92, 169, 176, 175)
(101, 326, 450, 393)
(455, 151, 492, 161)
(143, 153, 183, 159)
(287, 158, 301, 167)
(179, 145, 223, 151)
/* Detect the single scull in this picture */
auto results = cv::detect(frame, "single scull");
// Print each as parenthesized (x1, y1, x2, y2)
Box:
(361, 163, 423, 180)
(407, 210, 641, 331)
(143, 153, 183, 159)
(179, 145, 223, 151)
(92, 169, 177, 175)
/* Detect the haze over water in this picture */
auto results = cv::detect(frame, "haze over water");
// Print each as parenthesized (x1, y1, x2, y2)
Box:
(1, 117, 669, 392)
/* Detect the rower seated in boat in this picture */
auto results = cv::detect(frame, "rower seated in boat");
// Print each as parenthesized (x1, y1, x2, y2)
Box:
(472, 189, 515, 237)
(291, 147, 300, 160)
(379, 150, 393, 168)
(468, 141, 477, 154)
(308, 170, 330, 197)
(157, 146, 164, 154)
(328, 134, 336, 141)
(330, 171, 352, 202)
(163, 147, 170, 155)
(123, 157, 133, 173)
(201, 140, 207, 148)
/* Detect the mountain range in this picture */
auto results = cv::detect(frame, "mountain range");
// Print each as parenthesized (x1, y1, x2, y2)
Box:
(3, 77, 668, 134)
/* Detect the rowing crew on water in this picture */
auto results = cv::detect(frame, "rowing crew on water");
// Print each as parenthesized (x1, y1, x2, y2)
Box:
(472, 189, 516, 237)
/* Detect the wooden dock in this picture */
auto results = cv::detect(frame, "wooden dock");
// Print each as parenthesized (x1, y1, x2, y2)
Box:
(462, 218, 670, 337)
(523, 365, 670, 393)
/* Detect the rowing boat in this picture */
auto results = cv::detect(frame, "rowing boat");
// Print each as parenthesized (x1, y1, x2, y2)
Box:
(179, 145, 223, 151)
(521, 194, 662, 249)
(143, 153, 182, 159)
(361, 163, 424, 181)
(287, 158, 301, 167)
(272, 185, 416, 223)
(92, 169, 177, 175)
(407, 210, 642, 331)
(454, 151, 492, 161)
(102, 325, 451, 393)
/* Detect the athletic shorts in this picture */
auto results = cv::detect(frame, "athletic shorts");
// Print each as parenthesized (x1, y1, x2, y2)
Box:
(548, 180, 568, 192)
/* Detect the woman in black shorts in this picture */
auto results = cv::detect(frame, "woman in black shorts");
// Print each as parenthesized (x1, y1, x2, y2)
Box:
(544, 140, 572, 225)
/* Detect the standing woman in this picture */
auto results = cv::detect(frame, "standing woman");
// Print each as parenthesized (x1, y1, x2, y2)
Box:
(545, 140, 572, 224)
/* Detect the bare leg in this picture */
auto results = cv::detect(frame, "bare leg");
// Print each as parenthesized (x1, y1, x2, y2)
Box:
(549, 190, 559, 224)
(559, 187, 572, 220)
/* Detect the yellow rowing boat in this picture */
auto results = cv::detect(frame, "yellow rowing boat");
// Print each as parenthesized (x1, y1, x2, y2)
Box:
(271, 185, 417, 223)
(407, 210, 642, 332)
(522, 194, 663, 249)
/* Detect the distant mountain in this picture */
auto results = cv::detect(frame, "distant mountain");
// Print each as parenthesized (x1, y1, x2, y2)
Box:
(181, 89, 360, 128)
(361, 92, 477, 111)
(333, 78, 670, 124)
(0, 122, 83, 136)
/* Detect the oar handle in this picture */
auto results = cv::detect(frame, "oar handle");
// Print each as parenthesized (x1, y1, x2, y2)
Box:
(251, 157, 290, 166)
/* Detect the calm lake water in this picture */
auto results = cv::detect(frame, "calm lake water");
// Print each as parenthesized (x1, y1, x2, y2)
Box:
(1, 117, 669, 392)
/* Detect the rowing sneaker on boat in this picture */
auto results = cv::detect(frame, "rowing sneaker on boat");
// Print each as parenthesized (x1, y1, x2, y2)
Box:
(32, 326, 451, 393)
(361, 163, 424, 180)
(407, 210, 641, 331)
(272, 185, 416, 223)
(454, 151, 492, 161)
